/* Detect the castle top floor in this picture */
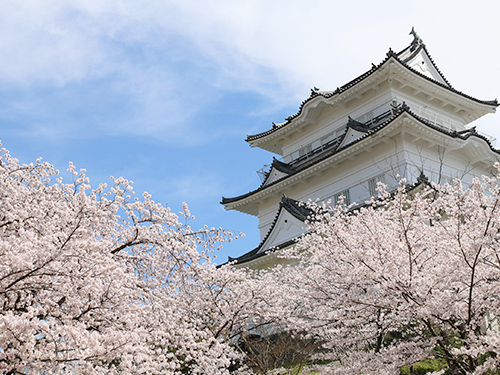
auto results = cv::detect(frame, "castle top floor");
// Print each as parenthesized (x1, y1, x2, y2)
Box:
(245, 34, 498, 165)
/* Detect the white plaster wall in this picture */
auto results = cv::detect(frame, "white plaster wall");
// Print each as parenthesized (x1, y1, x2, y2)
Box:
(405, 48, 447, 85)
(280, 88, 393, 161)
(257, 139, 409, 239)
(258, 210, 307, 253)
(256, 128, 499, 241)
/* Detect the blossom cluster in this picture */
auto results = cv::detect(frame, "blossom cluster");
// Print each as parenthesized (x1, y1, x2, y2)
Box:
(0, 147, 260, 375)
(3, 144, 500, 374)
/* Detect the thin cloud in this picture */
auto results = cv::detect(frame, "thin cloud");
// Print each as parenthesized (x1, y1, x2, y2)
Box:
(0, 0, 498, 146)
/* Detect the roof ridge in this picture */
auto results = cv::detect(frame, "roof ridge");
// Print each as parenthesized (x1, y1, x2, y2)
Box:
(246, 41, 497, 143)
(223, 106, 500, 206)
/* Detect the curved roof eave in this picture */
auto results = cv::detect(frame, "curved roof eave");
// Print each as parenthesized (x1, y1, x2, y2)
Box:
(246, 48, 498, 145)
(221, 108, 500, 207)
(228, 174, 438, 266)
(246, 58, 388, 143)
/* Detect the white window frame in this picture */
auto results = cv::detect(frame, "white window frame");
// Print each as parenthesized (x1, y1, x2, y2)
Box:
(368, 174, 386, 197)
(334, 189, 351, 206)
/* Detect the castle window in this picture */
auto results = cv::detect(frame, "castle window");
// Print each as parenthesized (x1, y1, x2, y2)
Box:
(334, 189, 350, 206)
(368, 174, 386, 197)
(320, 132, 335, 146)
(356, 110, 374, 124)
(298, 144, 312, 158)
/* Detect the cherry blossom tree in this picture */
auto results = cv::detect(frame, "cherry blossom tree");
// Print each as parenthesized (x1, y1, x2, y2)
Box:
(0, 146, 262, 375)
(273, 171, 500, 374)
(10, 142, 500, 375)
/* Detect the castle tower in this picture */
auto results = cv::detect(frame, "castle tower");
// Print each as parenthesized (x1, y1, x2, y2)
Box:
(222, 31, 499, 269)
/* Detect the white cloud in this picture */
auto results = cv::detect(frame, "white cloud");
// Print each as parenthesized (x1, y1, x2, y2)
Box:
(0, 0, 499, 143)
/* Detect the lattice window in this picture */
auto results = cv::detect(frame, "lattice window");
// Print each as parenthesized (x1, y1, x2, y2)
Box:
(368, 174, 386, 197)
(334, 189, 351, 206)
(298, 144, 312, 157)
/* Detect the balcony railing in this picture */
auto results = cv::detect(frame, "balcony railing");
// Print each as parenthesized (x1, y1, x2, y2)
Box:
(256, 103, 497, 180)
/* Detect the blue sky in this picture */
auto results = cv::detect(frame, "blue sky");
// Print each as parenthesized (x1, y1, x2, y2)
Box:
(2, 0, 500, 263)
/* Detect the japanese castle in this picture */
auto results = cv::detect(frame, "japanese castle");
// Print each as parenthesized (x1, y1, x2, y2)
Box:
(221, 30, 499, 269)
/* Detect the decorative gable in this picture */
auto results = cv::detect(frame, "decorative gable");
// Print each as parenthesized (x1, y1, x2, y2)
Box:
(223, 30, 500, 266)
(338, 127, 366, 149)
(255, 195, 314, 255)
(403, 47, 448, 86)
(338, 117, 370, 149)
(262, 168, 289, 188)
(261, 158, 295, 188)
(257, 208, 305, 255)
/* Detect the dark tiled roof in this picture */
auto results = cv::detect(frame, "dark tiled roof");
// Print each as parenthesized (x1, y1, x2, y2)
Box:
(230, 172, 442, 265)
(246, 41, 498, 143)
(280, 194, 316, 222)
(258, 158, 296, 189)
(346, 116, 371, 132)
(227, 239, 297, 264)
(272, 157, 295, 174)
(221, 105, 500, 206)
(227, 195, 314, 264)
